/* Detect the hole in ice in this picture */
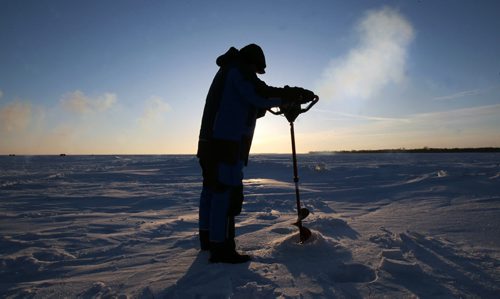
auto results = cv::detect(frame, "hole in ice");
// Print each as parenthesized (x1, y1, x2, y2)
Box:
(269, 230, 350, 260)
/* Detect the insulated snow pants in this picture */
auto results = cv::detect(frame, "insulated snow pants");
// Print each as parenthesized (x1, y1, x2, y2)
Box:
(199, 160, 244, 243)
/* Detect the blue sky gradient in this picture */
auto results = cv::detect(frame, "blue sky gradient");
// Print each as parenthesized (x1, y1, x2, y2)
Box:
(1, 0, 499, 154)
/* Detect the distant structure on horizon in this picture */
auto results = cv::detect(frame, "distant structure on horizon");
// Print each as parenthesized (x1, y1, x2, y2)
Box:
(309, 147, 500, 154)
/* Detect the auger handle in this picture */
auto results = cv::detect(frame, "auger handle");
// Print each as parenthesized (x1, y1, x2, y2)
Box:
(268, 95, 319, 116)
(300, 96, 319, 113)
(268, 95, 319, 123)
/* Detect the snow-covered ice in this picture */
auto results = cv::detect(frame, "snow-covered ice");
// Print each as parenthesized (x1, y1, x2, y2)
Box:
(1, 153, 499, 298)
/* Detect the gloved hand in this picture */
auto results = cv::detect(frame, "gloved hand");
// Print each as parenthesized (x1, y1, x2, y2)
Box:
(282, 86, 317, 105)
(297, 88, 316, 104)
(270, 86, 319, 122)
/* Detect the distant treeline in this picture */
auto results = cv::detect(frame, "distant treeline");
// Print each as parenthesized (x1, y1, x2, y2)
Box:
(310, 147, 500, 154)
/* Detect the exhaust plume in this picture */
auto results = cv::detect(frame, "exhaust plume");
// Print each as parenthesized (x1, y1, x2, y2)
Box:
(317, 7, 414, 101)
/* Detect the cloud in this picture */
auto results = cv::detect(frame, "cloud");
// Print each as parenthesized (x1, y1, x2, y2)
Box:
(316, 7, 414, 101)
(303, 103, 500, 151)
(316, 103, 500, 126)
(138, 96, 171, 129)
(60, 90, 117, 114)
(0, 101, 32, 133)
(316, 109, 409, 123)
(432, 87, 495, 101)
(412, 103, 500, 124)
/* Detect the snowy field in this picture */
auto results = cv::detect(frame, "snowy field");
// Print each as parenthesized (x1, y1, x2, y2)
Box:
(0, 153, 499, 298)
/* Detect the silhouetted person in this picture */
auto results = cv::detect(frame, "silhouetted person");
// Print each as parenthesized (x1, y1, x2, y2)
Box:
(197, 44, 316, 263)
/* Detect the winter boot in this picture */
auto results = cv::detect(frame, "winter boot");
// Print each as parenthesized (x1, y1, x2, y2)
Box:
(199, 230, 210, 251)
(209, 241, 251, 264)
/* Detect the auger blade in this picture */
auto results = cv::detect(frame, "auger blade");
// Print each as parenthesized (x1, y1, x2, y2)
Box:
(292, 208, 310, 226)
(298, 207, 310, 221)
(292, 220, 312, 243)
(299, 225, 312, 243)
(292, 208, 309, 226)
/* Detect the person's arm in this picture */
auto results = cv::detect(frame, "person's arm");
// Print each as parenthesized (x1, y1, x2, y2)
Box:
(250, 72, 317, 105)
(229, 68, 282, 109)
(253, 77, 287, 99)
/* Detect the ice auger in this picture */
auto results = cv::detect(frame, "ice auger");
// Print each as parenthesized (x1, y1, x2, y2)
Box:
(269, 94, 319, 243)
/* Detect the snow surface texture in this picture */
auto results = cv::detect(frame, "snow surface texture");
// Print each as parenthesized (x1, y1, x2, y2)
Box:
(0, 154, 499, 298)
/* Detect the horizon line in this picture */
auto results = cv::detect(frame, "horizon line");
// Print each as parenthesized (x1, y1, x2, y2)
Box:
(3, 146, 500, 156)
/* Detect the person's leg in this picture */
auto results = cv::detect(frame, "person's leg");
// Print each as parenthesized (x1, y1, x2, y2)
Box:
(209, 189, 231, 243)
(209, 212, 249, 263)
(226, 215, 236, 250)
(208, 161, 250, 263)
(198, 186, 211, 250)
(198, 159, 218, 250)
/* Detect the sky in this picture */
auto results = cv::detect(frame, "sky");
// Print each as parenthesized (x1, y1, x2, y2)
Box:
(1, 0, 499, 155)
